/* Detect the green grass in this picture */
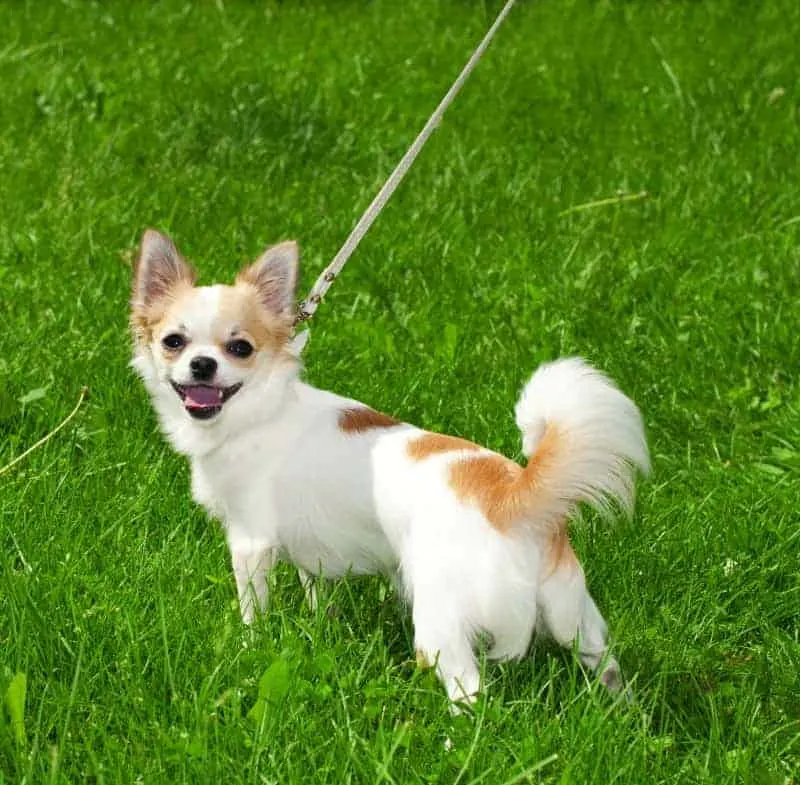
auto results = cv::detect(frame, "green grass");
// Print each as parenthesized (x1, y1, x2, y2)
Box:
(1, 0, 799, 781)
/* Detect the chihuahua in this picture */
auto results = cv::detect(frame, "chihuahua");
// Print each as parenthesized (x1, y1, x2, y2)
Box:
(131, 229, 649, 705)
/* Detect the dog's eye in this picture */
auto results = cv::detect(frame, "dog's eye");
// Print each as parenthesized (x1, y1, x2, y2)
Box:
(226, 339, 254, 358)
(162, 333, 186, 351)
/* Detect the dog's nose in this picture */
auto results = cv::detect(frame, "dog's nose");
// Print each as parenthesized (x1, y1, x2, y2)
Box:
(190, 356, 218, 382)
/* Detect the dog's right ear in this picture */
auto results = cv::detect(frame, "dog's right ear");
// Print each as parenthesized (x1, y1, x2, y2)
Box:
(132, 229, 195, 310)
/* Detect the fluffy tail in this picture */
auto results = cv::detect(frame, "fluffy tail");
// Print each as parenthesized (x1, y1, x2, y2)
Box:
(513, 357, 650, 526)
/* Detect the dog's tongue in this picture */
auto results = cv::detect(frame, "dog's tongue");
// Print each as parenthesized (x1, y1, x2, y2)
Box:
(183, 386, 222, 409)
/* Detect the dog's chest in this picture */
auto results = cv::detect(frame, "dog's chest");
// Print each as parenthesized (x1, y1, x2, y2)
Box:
(268, 434, 399, 576)
(191, 426, 399, 576)
(190, 432, 286, 533)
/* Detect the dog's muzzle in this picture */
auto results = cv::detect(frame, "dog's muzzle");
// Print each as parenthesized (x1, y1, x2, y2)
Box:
(170, 381, 242, 420)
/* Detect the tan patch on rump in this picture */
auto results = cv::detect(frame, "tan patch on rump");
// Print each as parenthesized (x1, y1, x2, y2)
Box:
(406, 433, 482, 460)
(546, 527, 579, 577)
(448, 425, 561, 532)
(449, 455, 524, 531)
(217, 283, 292, 357)
(338, 407, 400, 433)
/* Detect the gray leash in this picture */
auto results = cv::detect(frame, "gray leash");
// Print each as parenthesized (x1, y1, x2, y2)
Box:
(294, 0, 518, 327)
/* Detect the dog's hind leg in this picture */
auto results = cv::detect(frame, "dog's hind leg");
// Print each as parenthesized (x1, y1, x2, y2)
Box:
(403, 509, 482, 708)
(410, 585, 480, 708)
(537, 533, 625, 695)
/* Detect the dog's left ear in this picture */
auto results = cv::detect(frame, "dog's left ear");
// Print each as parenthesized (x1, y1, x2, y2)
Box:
(238, 241, 299, 318)
(132, 229, 195, 310)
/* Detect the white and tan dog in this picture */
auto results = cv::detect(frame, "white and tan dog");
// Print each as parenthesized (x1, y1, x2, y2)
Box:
(131, 229, 649, 705)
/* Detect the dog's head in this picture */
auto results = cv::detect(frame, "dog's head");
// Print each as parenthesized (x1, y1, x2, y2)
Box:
(131, 229, 301, 429)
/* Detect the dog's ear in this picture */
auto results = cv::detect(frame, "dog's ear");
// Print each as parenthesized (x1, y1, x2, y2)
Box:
(132, 229, 195, 309)
(238, 241, 299, 318)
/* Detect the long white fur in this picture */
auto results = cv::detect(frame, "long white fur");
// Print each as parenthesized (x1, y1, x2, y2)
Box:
(132, 239, 649, 706)
(514, 357, 651, 522)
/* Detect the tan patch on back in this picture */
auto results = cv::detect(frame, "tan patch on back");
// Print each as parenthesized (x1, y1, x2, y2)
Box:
(406, 433, 482, 461)
(217, 283, 292, 357)
(448, 425, 561, 531)
(338, 407, 401, 433)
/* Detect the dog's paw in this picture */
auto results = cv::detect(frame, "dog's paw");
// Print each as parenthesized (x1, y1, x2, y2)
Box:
(598, 660, 635, 705)
(599, 660, 623, 692)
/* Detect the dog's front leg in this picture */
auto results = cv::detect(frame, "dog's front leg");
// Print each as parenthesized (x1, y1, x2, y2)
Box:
(230, 541, 277, 624)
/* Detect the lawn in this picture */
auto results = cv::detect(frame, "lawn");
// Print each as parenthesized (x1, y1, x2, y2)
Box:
(1, 0, 799, 782)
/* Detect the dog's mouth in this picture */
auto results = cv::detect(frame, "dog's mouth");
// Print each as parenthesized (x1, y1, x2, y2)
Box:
(170, 381, 242, 420)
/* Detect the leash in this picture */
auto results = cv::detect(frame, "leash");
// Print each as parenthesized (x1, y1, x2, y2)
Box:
(294, 0, 518, 327)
